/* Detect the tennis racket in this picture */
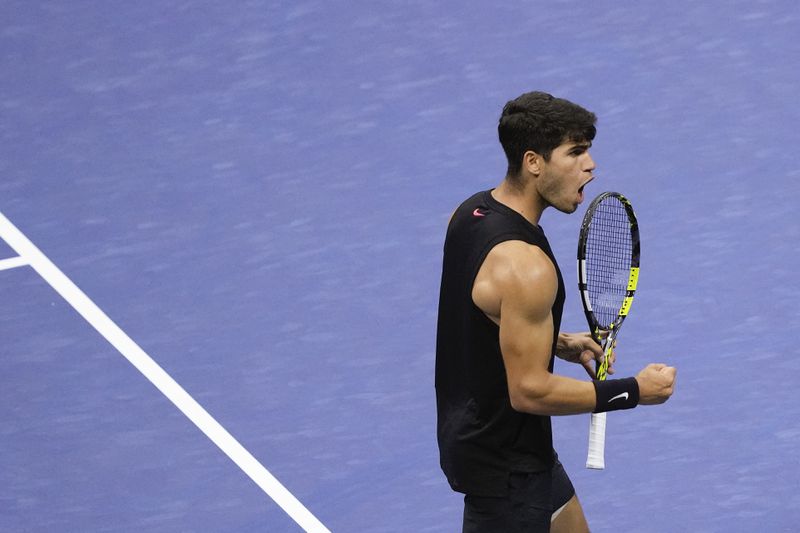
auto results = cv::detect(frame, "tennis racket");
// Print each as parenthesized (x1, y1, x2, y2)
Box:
(578, 191, 640, 470)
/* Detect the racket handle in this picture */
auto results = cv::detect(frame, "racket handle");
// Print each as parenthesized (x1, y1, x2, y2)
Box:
(586, 412, 607, 469)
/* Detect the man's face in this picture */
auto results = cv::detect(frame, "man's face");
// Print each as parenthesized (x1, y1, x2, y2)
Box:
(537, 141, 596, 214)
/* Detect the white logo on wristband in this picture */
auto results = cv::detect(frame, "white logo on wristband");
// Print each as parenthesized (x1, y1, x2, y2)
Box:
(609, 392, 629, 403)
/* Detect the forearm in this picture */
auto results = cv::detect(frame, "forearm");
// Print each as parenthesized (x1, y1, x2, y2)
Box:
(509, 373, 597, 415)
(511, 372, 641, 415)
(555, 332, 570, 356)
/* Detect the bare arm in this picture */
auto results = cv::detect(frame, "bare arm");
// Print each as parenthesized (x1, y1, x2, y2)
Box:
(473, 241, 597, 415)
(474, 240, 677, 414)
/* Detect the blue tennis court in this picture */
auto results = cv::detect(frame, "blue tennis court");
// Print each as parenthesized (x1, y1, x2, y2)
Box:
(2, 1, 799, 531)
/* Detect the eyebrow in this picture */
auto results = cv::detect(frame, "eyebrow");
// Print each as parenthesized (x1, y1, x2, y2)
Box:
(568, 142, 592, 152)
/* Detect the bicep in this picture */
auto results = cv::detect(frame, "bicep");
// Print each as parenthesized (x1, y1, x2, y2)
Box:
(498, 281, 556, 395)
(494, 249, 558, 402)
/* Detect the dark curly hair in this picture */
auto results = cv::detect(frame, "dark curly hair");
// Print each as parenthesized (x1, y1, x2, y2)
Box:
(498, 91, 597, 177)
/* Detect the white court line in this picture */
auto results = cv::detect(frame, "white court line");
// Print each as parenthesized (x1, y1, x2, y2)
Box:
(0, 255, 28, 271)
(0, 212, 330, 533)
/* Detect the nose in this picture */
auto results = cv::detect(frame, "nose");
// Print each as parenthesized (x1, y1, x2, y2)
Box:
(583, 152, 596, 172)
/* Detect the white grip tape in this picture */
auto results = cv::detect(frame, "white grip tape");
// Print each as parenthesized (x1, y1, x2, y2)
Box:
(586, 412, 607, 469)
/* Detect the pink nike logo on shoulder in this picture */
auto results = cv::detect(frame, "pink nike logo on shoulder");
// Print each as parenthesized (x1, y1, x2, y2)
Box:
(473, 208, 486, 217)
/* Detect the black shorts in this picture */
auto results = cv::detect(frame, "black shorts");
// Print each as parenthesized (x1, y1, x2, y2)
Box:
(462, 459, 575, 533)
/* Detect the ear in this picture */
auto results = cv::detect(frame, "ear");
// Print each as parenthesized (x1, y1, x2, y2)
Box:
(522, 150, 543, 176)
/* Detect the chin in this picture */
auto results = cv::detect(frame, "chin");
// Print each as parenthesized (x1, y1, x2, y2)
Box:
(555, 203, 579, 214)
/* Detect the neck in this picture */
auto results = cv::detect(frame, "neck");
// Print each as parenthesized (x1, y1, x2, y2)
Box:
(491, 176, 547, 226)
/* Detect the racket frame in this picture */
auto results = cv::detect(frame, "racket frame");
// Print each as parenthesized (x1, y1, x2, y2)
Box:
(577, 191, 640, 469)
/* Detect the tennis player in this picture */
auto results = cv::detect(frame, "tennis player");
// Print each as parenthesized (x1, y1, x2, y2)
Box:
(435, 91, 677, 532)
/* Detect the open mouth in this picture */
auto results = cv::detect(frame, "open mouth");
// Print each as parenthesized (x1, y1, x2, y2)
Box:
(577, 177, 593, 203)
(578, 176, 594, 195)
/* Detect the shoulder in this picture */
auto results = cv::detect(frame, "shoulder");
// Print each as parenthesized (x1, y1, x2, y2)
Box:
(484, 240, 557, 289)
(474, 240, 558, 321)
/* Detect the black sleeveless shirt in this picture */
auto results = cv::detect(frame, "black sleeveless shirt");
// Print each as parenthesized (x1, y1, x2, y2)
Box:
(435, 189, 566, 496)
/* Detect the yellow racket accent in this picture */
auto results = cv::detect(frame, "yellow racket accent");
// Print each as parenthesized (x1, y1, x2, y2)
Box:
(627, 267, 639, 291)
(595, 340, 614, 381)
(619, 296, 634, 316)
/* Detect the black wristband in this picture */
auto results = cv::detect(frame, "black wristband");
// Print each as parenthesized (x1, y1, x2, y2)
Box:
(592, 377, 640, 413)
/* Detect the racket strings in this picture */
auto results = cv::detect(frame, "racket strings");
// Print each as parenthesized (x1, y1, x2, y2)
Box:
(585, 198, 632, 328)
